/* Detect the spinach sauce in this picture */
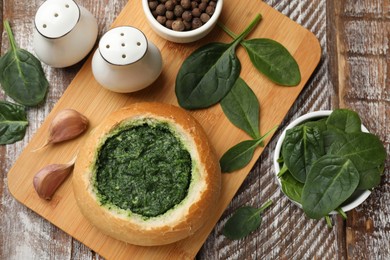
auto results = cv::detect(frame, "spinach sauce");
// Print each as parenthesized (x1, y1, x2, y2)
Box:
(95, 122, 192, 218)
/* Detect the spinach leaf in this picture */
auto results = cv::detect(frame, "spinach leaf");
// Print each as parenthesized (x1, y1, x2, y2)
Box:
(220, 125, 277, 173)
(0, 100, 28, 144)
(220, 77, 260, 139)
(326, 109, 361, 133)
(279, 169, 304, 204)
(281, 125, 325, 183)
(329, 132, 386, 167)
(322, 125, 347, 153)
(0, 21, 49, 106)
(175, 43, 240, 109)
(241, 38, 301, 86)
(302, 155, 360, 219)
(175, 15, 261, 109)
(357, 166, 382, 190)
(303, 118, 327, 132)
(220, 139, 261, 173)
(329, 132, 386, 189)
(218, 22, 301, 86)
(222, 200, 272, 240)
(277, 163, 288, 177)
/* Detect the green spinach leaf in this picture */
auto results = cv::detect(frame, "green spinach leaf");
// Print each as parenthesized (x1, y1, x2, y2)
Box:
(357, 166, 382, 190)
(0, 20, 49, 106)
(302, 155, 360, 219)
(220, 125, 277, 173)
(329, 132, 386, 167)
(322, 125, 347, 153)
(222, 200, 272, 240)
(281, 125, 325, 183)
(218, 22, 301, 86)
(277, 163, 288, 177)
(241, 38, 301, 86)
(303, 118, 327, 132)
(329, 132, 386, 189)
(220, 77, 260, 139)
(326, 109, 361, 133)
(279, 169, 304, 204)
(175, 15, 261, 109)
(0, 100, 28, 144)
(220, 139, 261, 173)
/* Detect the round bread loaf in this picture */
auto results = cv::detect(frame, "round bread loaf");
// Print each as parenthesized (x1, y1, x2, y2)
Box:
(72, 102, 221, 246)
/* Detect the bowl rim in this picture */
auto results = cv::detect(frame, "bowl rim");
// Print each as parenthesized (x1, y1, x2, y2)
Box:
(273, 110, 371, 215)
(141, 0, 223, 41)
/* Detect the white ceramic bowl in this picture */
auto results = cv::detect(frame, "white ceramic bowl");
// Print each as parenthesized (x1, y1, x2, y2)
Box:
(142, 0, 223, 43)
(273, 110, 371, 215)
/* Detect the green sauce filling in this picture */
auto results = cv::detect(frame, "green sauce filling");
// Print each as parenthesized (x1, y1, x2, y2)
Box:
(94, 122, 192, 218)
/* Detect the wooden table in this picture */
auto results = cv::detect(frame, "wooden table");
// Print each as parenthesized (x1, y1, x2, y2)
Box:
(1, 0, 388, 259)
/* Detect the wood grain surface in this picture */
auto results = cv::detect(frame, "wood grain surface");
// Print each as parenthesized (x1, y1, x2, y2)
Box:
(1, 0, 389, 259)
(5, 0, 321, 259)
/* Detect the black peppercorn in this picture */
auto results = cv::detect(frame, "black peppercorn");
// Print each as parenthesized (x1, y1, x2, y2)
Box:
(183, 20, 192, 30)
(166, 19, 173, 29)
(148, 1, 158, 10)
(209, 0, 216, 7)
(182, 10, 192, 22)
(191, 1, 198, 9)
(165, 0, 175, 10)
(172, 20, 185, 31)
(192, 8, 201, 17)
(155, 4, 166, 16)
(200, 13, 210, 23)
(192, 17, 203, 29)
(198, 2, 207, 11)
(205, 5, 214, 16)
(156, 15, 167, 24)
(180, 0, 191, 9)
(165, 10, 174, 20)
(174, 5, 184, 17)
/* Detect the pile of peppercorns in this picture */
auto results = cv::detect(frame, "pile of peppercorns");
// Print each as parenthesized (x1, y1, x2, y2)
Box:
(148, 0, 218, 31)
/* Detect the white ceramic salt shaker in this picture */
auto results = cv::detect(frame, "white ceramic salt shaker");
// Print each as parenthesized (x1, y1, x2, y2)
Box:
(91, 26, 163, 93)
(33, 0, 98, 68)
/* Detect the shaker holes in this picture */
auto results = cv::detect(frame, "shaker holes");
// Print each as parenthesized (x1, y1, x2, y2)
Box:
(106, 45, 110, 49)
(54, 13, 59, 17)
(43, 24, 47, 28)
(121, 43, 125, 47)
(120, 33, 124, 36)
(65, 4, 70, 8)
(137, 42, 141, 46)
(122, 54, 127, 59)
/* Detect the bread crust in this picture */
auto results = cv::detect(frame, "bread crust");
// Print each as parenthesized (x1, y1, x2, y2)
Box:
(72, 102, 221, 246)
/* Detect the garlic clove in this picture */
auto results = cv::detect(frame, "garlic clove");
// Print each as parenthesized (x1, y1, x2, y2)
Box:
(34, 109, 89, 151)
(48, 109, 89, 144)
(33, 160, 75, 200)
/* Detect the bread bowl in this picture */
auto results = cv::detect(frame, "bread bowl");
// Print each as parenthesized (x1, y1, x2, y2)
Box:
(72, 102, 221, 246)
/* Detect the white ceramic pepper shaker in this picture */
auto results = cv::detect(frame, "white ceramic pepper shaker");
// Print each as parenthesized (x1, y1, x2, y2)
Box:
(33, 0, 98, 68)
(91, 26, 163, 93)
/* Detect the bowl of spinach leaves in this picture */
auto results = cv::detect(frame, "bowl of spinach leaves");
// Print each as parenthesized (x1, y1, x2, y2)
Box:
(274, 109, 386, 224)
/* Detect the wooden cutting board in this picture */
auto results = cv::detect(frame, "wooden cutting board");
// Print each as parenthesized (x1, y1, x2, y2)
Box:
(7, 0, 321, 259)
